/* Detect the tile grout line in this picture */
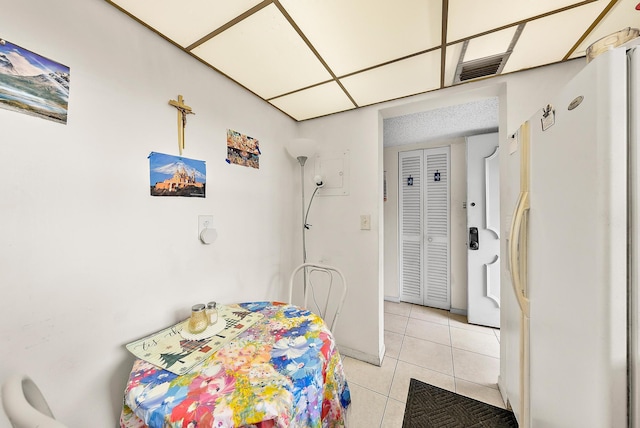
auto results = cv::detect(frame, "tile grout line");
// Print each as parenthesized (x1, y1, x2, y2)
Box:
(379, 398, 388, 428)
(379, 349, 401, 428)
(450, 347, 500, 360)
(450, 324, 499, 336)
(380, 306, 409, 428)
(447, 311, 459, 394)
(401, 330, 499, 359)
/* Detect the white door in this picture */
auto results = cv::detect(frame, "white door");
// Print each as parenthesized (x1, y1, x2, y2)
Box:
(466, 133, 500, 327)
(399, 150, 424, 304)
(399, 147, 450, 309)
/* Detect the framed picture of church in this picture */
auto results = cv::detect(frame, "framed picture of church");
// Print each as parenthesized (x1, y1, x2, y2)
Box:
(0, 37, 70, 124)
(148, 152, 206, 197)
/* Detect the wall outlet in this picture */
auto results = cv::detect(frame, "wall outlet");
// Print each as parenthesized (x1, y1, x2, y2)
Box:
(360, 214, 371, 230)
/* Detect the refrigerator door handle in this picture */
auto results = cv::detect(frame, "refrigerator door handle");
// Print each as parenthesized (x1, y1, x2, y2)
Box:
(508, 189, 531, 428)
(509, 191, 530, 316)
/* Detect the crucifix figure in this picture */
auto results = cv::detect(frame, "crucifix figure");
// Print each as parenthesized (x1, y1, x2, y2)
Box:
(168, 95, 195, 155)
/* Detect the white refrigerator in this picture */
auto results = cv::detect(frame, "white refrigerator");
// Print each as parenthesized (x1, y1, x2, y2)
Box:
(503, 39, 639, 427)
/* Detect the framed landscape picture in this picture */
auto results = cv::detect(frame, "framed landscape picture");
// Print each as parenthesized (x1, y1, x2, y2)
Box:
(0, 37, 70, 124)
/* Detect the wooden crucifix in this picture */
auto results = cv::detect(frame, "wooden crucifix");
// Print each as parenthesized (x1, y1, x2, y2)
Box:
(168, 95, 195, 155)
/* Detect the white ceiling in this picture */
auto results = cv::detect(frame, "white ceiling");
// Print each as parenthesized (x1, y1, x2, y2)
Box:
(383, 98, 499, 147)
(106, 0, 640, 121)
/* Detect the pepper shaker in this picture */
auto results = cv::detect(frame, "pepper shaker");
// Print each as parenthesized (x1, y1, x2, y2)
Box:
(206, 301, 218, 325)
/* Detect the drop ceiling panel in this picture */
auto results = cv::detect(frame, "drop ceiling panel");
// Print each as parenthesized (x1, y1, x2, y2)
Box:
(569, 0, 640, 58)
(444, 42, 464, 86)
(502, 1, 607, 74)
(464, 27, 518, 61)
(109, 0, 264, 47)
(106, 0, 638, 121)
(192, 4, 332, 99)
(280, 0, 442, 76)
(340, 50, 441, 107)
(447, 0, 592, 42)
(269, 82, 355, 121)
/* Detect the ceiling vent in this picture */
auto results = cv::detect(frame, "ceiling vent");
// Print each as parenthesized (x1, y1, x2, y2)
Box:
(453, 23, 525, 84)
(456, 54, 508, 82)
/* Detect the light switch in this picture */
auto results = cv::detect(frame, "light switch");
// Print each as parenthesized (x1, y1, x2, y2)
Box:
(360, 214, 371, 230)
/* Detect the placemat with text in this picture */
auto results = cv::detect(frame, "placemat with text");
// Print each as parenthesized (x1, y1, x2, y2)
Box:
(125, 305, 263, 375)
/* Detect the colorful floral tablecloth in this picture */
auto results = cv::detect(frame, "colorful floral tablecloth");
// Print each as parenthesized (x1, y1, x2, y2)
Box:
(120, 302, 351, 428)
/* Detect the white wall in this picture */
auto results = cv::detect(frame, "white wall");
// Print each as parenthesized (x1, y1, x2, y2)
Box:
(0, 0, 591, 424)
(0, 0, 298, 426)
(297, 108, 385, 364)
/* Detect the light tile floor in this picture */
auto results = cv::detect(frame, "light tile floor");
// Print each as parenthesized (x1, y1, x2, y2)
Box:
(343, 301, 504, 428)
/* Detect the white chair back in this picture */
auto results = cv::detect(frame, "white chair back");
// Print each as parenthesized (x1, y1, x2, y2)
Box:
(1, 374, 67, 428)
(289, 263, 347, 333)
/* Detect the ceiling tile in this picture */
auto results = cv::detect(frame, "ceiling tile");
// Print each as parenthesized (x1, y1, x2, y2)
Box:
(269, 82, 355, 121)
(502, 1, 608, 74)
(109, 0, 264, 47)
(569, 0, 640, 58)
(279, 0, 442, 76)
(106, 0, 634, 122)
(447, 0, 590, 42)
(444, 42, 464, 87)
(464, 27, 518, 61)
(340, 50, 441, 107)
(191, 4, 332, 99)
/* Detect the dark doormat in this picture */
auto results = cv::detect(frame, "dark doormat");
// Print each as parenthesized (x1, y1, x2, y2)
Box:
(402, 378, 518, 427)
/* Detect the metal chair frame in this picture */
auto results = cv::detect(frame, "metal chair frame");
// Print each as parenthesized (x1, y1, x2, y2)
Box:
(1, 374, 67, 428)
(289, 262, 347, 333)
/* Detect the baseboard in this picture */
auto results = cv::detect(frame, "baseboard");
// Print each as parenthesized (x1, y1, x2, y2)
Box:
(338, 344, 383, 367)
(497, 375, 510, 409)
(384, 296, 400, 303)
(449, 307, 467, 316)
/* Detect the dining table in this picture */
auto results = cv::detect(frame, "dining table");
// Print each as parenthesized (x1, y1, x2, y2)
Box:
(119, 301, 351, 428)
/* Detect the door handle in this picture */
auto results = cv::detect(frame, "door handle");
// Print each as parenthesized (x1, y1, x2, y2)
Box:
(469, 227, 479, 250)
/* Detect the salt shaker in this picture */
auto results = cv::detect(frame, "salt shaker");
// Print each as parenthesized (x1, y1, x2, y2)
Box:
(187, 304, 208, 334)
(206, 301, 218, 325)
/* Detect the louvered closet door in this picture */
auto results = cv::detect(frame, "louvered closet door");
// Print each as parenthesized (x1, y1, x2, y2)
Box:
(424, 147, 450, 309)
(399, 150, 423, 304)
(398, 148, 450, 309)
